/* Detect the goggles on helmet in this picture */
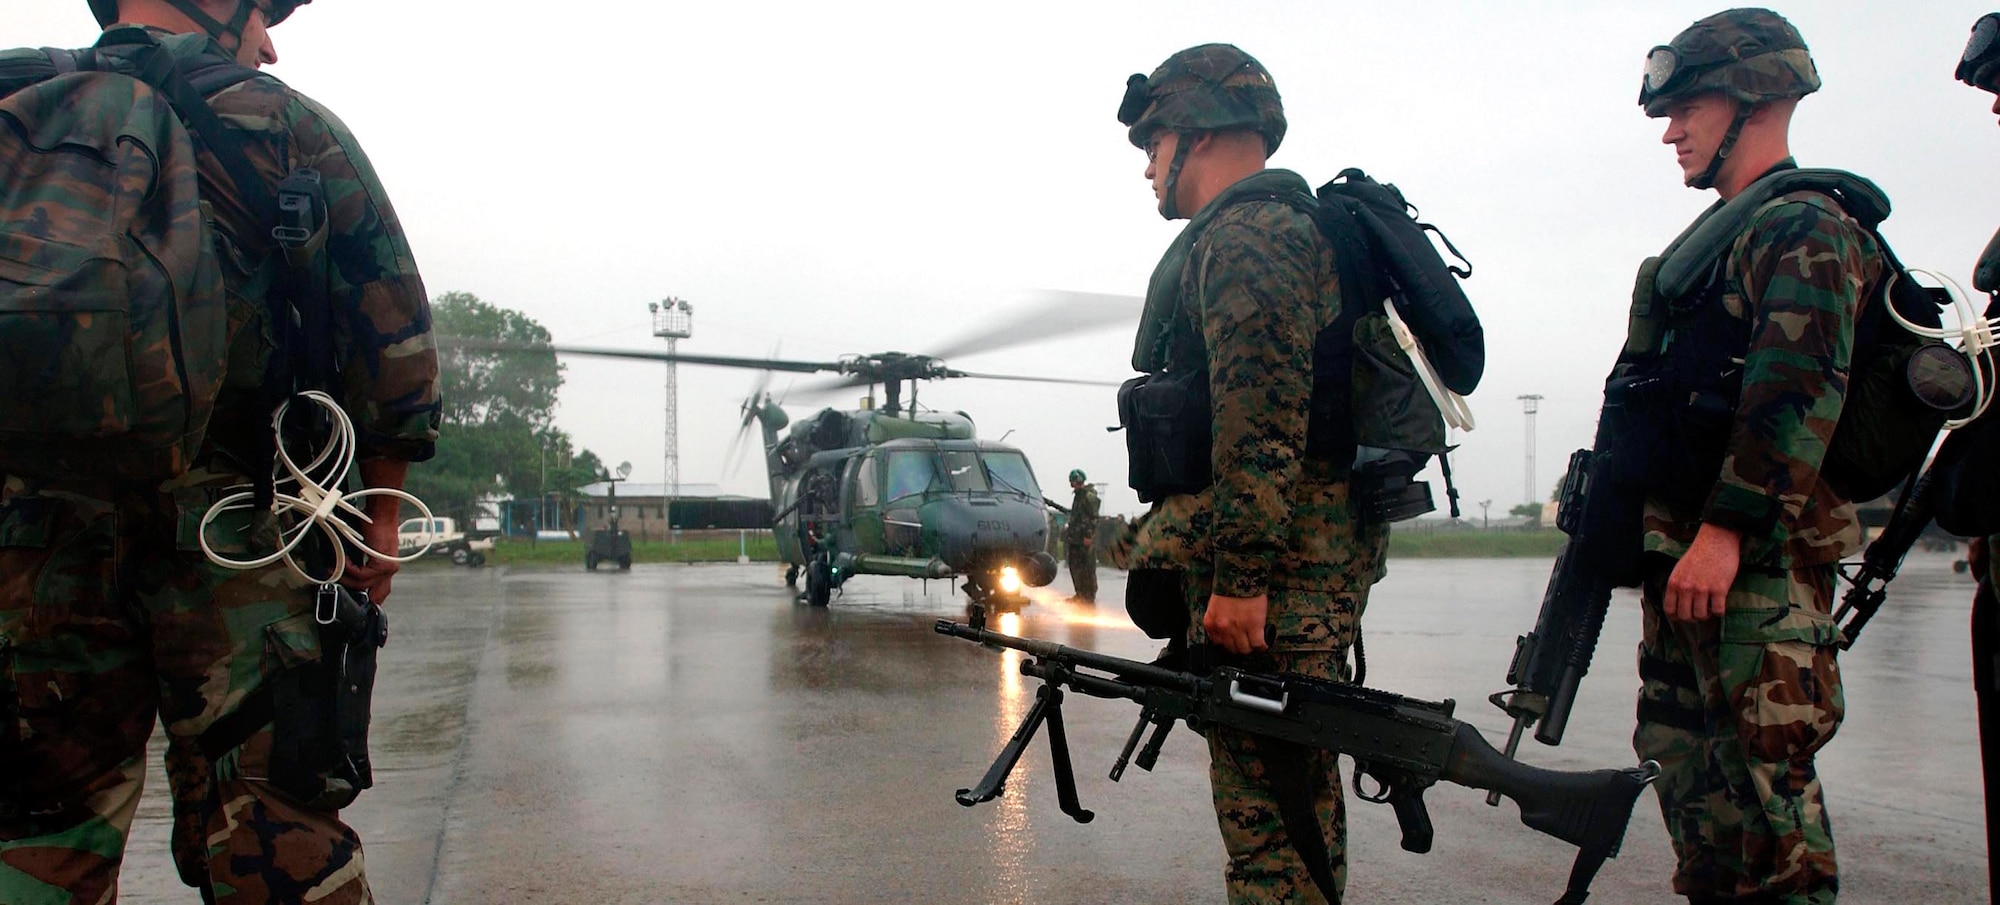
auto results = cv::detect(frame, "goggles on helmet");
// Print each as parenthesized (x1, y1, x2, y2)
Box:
(1958, 13, 2000, 89)
(1638, 44, 1733, 107)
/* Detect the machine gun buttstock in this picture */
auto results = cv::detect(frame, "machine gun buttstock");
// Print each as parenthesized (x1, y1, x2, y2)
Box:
(1442, 722, 1658, 896)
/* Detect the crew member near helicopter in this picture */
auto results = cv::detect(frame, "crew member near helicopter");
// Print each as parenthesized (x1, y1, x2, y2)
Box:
(1116, 44, 1388, 903)
(1063, 469, 1100, 603)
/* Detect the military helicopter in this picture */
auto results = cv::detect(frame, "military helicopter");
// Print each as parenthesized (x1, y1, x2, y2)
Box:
(500, 292, 1138, 612)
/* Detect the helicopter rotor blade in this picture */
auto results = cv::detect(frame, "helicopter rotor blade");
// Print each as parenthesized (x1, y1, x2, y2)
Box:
(923, 289, 1143, 362)
(725, 353, 777, 480)
(442, 337, 841, 375)
(949, 370, 1123, 388)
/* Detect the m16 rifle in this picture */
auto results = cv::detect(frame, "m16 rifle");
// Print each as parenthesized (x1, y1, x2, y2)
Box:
(938, 620, 1659, 905)
(1489, 430, 1649, 781)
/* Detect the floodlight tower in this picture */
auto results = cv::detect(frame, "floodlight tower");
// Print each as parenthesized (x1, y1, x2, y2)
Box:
(1518, 394, 1544, 506)
(651, 298, 694, 516)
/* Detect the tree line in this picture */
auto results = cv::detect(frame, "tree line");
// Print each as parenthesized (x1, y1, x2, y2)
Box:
(402, 291, 604, 528)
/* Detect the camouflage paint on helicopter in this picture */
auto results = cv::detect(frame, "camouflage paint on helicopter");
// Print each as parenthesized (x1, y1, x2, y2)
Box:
(452, 293, 1135, 609)
(748, 385, 1059, 608)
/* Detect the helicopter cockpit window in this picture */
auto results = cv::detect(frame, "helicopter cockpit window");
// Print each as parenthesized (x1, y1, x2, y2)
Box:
(980, 452, 1037, 499)
(884, 451, 936, 502)
(854, 454, 880, 507)
(940, 450, 988, 493)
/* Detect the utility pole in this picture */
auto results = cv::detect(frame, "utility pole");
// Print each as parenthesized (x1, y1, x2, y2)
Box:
(652, 298, 694, 539)
(1518, 394, 1544, 506)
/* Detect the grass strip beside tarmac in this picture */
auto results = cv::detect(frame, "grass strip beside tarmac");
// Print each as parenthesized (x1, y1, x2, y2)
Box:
(454, 529, 1563, 568)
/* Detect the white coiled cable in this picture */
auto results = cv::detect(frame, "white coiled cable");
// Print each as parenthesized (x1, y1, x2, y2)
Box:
(198, 390, 436, 584)
(1890, 269, 2000, 429)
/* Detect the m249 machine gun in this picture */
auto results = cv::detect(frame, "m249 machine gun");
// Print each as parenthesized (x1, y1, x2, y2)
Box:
(937, 620, 1659, 905)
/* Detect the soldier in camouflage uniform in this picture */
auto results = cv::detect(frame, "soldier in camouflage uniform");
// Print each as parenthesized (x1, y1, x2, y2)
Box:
(1118, 44, 1388, 904)
(1955, 15, 2000, 894)
(0, 1, 439, 902)
(1625, 10, 1879, 904)
(1063, 469, 1100, 603)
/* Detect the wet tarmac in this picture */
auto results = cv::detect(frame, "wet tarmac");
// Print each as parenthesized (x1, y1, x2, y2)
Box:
(112, 552, 1989, 903)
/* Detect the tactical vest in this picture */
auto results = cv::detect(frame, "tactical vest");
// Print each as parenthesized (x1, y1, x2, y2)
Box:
(1122, 172, 1479, 520)
(1118, 187, 1359, 502)
(1612, 166, 1958, 508)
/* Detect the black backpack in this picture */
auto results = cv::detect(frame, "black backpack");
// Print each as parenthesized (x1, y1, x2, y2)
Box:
(1304, 169, 1485, 522)
(1118, 169, 1486, 522)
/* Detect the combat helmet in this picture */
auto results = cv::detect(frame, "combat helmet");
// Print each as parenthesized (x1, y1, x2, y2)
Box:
(1957, 13, 2000, 91)
(1639, 8, 1819, 189)
(90, 0, 311, 38)
(1068, 468, 1086, 484)
(1118, 43, 1285, 219)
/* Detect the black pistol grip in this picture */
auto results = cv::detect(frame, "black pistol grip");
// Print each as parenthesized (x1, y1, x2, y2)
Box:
(1391, 788, 1435, 854)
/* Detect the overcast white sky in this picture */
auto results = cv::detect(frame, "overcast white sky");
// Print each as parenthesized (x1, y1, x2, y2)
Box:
(10, 1, 2000, 518)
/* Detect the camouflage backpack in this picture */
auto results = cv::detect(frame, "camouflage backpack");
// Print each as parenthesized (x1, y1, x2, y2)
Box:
(0, 29, 263, 482)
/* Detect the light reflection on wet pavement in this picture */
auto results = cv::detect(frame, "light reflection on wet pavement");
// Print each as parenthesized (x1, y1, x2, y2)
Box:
(112, 553, 1988, 903)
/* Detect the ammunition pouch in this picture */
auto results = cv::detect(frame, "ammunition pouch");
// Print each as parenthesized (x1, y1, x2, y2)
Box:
(1118, 370, 1213, 503)
(1605, 366, 1738, 514)
(200, 584, 386, 810)
(1125, 567, 1190, 640)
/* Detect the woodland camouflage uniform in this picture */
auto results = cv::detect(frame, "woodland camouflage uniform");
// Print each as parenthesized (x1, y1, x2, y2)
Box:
(1629, 10, 1868, 904)
(0, 22, 438, 905)
(1123, 44, 1388, 905)
(1064, 476, 1100, 602)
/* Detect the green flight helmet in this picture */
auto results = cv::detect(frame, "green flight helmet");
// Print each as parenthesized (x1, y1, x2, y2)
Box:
(1119, 43, 1286, 219)
(1639, 8, 1818, 189)
(1068, 469, 1087, 484)
(90, 0, 311, 33)
(1957, 13, 2000, 92)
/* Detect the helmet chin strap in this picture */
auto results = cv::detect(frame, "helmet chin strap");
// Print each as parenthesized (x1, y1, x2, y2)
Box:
(1158, 131, 1195, 221)
(1687, 101, 1754, 191)
(163, 0, 254, 53)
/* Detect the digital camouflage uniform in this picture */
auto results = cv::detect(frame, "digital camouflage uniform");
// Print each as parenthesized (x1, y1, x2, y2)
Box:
(1129, 167, 1390, 903)
(1064, 481, 1100, 602)
(0, 27, 438, 905)
(1119, 44, 1389, 904)
(1631, 175, 1879, 905)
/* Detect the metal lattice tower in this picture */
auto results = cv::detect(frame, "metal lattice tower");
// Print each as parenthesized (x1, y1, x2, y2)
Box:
(1518, 394, 1543, 505)
(651, 298, 694, 517)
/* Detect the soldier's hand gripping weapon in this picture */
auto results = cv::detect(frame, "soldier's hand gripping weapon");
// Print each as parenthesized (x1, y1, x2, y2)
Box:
(938, 620, 1659, 905)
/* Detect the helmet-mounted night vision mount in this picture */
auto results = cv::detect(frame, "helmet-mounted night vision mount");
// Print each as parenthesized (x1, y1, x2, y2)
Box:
(1117, 73, 1151, 129)
(1958, 13, 2000, 90)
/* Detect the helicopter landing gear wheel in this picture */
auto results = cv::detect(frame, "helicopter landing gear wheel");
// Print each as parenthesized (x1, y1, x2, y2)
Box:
(806, 558, 832, 607)
(785, 564, 800, 587)
(585, 552, 599, 571)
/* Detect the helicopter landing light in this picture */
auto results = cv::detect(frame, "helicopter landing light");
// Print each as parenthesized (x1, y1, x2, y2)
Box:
(999, 566, 1023, 594)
